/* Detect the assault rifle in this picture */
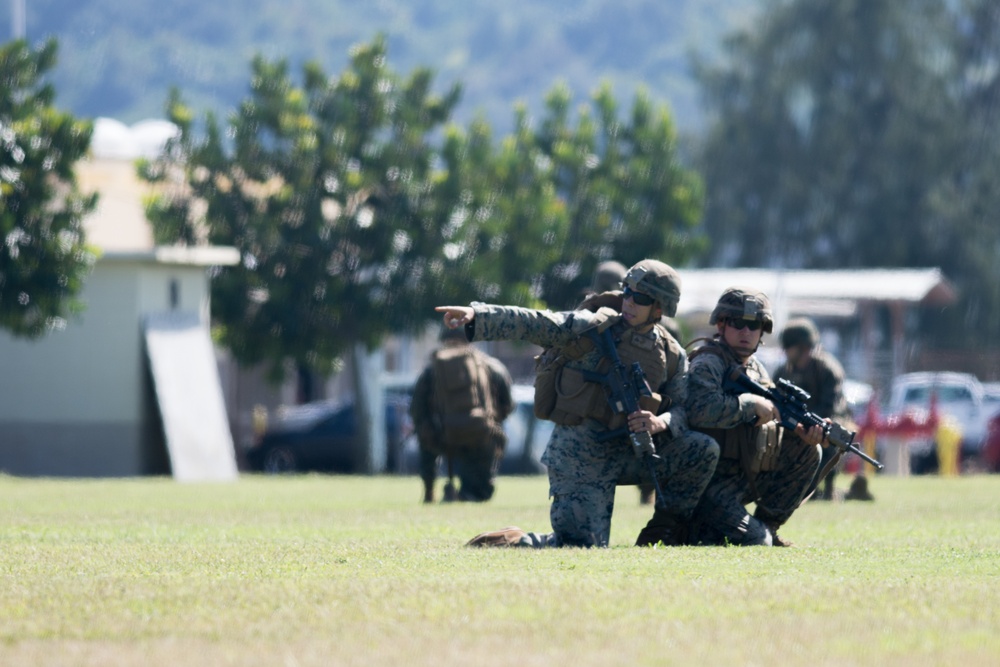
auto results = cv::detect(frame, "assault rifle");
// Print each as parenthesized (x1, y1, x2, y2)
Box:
(724, 369, 884, 471)
(582, 327, 669, 509)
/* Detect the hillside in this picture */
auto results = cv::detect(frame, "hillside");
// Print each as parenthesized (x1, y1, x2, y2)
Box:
(9, 0, 756, 136)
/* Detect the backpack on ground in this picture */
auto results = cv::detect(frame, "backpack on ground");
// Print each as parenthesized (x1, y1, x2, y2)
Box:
(432, 346, 495, 448)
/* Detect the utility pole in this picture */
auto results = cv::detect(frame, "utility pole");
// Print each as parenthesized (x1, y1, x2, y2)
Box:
(12, 0, 25, 39)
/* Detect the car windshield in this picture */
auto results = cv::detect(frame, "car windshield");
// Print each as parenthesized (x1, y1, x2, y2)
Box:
(902, 385, 973, 404)
(269, 400, 348, 432)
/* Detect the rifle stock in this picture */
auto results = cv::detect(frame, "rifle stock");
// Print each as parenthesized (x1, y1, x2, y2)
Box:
(724, 369, 884, 471)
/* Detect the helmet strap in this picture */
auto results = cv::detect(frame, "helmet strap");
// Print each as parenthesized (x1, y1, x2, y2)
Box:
(635, 304, 663, 330)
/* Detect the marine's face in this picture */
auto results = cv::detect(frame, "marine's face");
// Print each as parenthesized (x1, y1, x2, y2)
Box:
(785, 344, 812, 368)
(622, 286, 657, 329)
(719, 318, 763, 358)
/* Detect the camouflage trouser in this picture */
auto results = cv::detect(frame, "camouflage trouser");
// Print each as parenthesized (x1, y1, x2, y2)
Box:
(519, 423, 719, 547)
(689, 439, 821, 546)
(419, 434, 503, 502)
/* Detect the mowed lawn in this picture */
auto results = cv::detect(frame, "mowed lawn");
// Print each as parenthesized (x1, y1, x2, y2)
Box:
(1, 472, 998, 667)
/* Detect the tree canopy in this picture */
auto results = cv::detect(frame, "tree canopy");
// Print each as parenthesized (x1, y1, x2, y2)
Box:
(533, 82, 705, 308)
(694, 0, 1000, 344)
(141, 35, 704, 381)
(141, 36, 464, 379)
(0, 38, 97, 339)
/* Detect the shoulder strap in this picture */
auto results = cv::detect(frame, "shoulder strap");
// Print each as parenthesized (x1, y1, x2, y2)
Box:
(661, 326, 682, 379)
(687, 336, 723, 361)
(556, 306, 621, 362)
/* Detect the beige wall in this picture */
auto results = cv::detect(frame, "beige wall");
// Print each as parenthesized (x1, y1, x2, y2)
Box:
(0, 422, 167, 477)
(0, 263, 143, 424)
(0, 257, 212, 476)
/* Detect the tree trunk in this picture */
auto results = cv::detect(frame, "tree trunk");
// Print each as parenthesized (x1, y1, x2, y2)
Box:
(350, 343, 386, 474)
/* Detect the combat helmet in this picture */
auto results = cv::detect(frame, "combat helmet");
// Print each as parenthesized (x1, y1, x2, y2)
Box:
(780, 317, 820, 349)
(591, 260, 628, 293)
(709, 286, 773, 333)
(439, 322, 469, 343)
(622, 259, 682, 317)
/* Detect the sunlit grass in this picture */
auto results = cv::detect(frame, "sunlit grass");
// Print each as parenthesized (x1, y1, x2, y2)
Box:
(1, 474, 998, 666)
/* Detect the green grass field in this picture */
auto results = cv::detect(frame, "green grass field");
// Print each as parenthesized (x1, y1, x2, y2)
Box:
(1, 473, 998, 667)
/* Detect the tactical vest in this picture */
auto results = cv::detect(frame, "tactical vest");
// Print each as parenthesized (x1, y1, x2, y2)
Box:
(431, 345, 496, 448)
(688, 339, 781, 477)
(534, 307, 681, 429)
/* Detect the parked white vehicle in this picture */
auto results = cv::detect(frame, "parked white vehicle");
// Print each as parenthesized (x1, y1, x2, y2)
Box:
(886, 371, 992, 457)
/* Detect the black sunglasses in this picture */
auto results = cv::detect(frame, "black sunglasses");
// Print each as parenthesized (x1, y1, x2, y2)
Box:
(622, 285, 655, 307)
(727, 319, 762, 332)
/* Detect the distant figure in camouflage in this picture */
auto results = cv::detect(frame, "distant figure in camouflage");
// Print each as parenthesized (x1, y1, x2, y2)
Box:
(773, 317, 858, 501)
(410, 326, 514, 503)
(438, 259, 720, 548)
(686, 287, 825, 547)
(587, 260, 628, 297)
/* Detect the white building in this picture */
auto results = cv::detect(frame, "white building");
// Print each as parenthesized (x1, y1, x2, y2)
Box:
(0, 119, 239, 480)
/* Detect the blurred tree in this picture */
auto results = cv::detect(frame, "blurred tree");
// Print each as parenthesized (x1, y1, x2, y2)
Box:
(429, 113, 566, 310)
(695, 0, 1000, 345)
(140, 36, 461, 382)
(0, 38, 97, 339)
(923, 0, 1000, 343)
(533, 82, 706, 308)
(140, 36, 463, 471)
(695, 0, 960, 269)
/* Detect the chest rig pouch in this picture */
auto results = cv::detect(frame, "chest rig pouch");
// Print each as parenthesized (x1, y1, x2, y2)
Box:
(541, 318, 673, 429)
(533, 307, 616, 421)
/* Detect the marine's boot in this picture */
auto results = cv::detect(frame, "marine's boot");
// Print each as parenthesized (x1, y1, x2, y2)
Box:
(635, 510, 688, 547)
(762, 520, 794, 548)
(465, 526, 531, 548)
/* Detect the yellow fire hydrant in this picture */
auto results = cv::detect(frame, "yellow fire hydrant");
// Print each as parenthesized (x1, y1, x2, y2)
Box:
(935, 416, 962, 477)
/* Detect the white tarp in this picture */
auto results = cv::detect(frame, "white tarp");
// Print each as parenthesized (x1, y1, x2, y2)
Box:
(144, 312, 238, 481)
(675, 267, 955, 316)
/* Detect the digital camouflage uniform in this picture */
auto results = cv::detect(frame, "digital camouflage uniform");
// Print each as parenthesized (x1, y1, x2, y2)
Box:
(410, 342, 514, 502)
(685, 290, 821, 547)
(468, 303, 719, 547)
(583, 260, 664, 507)
(773, 321, 850, 501)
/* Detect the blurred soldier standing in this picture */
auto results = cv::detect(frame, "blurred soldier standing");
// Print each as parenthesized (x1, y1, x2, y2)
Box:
(410, 326, 514, 503)
(773, 318, 872, 501)
(686, 287, 825, 547)
(438, 260, 720, 548)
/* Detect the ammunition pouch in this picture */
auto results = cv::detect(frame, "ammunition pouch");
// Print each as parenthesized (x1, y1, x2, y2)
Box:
(533, 307, 617, 420)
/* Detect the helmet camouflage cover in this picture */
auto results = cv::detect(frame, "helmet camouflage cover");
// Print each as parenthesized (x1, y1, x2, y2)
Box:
(622, 259, 682, 317)
(710, 286, 773, 333)
(780, 317, 820, 349)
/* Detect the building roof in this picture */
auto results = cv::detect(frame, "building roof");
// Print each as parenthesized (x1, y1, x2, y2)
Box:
(675, 267, 956, 318)
(76, 117, 237, 266)
(103, 246, 241, 267)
